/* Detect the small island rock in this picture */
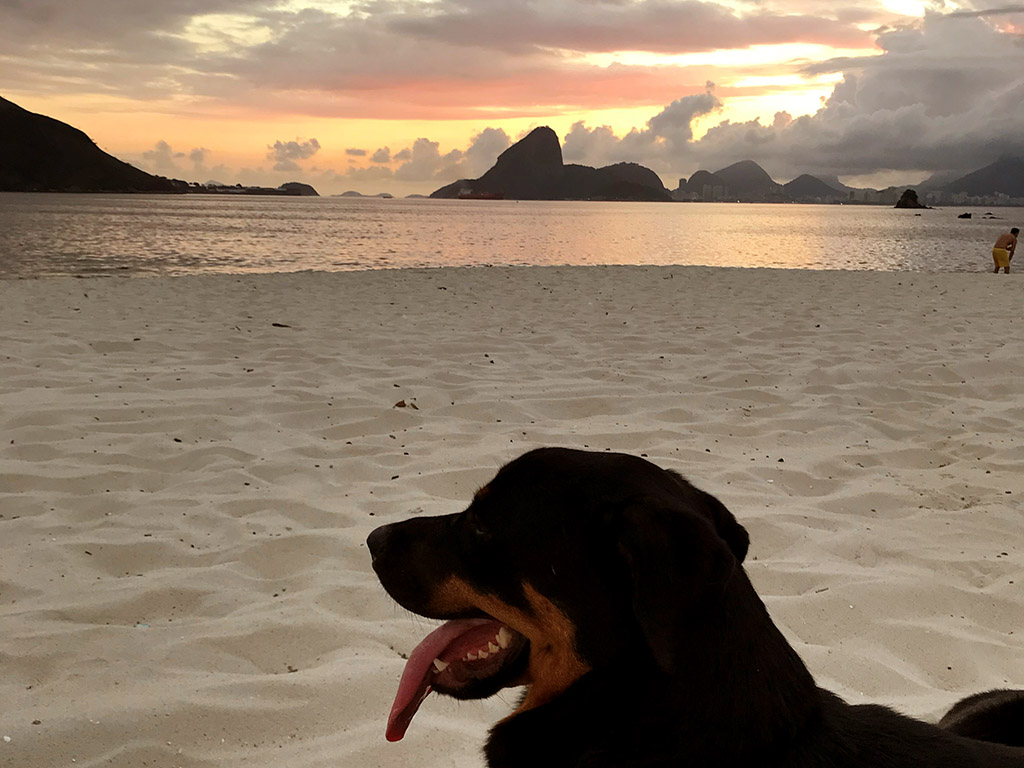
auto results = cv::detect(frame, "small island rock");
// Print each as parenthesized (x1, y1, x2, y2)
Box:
(894, 189, 930, 209)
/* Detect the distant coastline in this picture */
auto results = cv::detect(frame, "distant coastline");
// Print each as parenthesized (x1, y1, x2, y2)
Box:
(185, 181, 319, 196)
(427, 126, 1024, 207)
(2, 95, 1022, 205)
(0, 95, 318, 196)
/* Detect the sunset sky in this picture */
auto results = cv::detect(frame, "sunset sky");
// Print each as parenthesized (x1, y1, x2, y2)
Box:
(2, 1, 1023, 196)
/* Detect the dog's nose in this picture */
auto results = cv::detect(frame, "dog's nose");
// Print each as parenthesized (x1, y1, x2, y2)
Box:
(366, 524, 390, 564)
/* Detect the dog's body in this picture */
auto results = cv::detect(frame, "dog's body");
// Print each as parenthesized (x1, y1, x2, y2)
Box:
(368, 448, 1024, 767)
(939, 689, 1024, 747)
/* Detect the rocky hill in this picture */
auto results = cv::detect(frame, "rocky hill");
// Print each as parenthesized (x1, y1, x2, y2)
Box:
(783, 174, 844, 202)
(676, 161, 788, 202)
(278, 182, 319, 196)
(0, 95, 185, 192)
(894, 189, 930, 209)
(715, 160, 783, 200)
(676, 169, 728, 199)
(431, 127, 672, 201)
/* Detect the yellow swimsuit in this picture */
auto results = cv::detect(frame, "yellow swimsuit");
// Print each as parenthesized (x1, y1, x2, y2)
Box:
(993, 247, 1011, 268)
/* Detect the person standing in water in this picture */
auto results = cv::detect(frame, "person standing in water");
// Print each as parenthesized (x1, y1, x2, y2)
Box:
(992, 228, 1018, 274)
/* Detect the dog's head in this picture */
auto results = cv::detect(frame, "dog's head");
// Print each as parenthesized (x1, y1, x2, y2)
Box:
(367, 447, 750, 741)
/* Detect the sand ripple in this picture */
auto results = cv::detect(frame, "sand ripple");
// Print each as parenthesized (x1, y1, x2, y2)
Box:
(2, 267, 1022, 766)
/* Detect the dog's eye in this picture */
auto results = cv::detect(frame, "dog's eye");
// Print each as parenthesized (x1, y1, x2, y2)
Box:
(465, 512, 490, 540)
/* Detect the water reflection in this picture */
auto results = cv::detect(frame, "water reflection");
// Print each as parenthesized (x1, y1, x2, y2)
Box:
(0, 193, 1017, 278)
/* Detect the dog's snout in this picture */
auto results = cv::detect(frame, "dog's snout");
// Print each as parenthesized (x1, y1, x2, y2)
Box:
(366, 524, 391, 564)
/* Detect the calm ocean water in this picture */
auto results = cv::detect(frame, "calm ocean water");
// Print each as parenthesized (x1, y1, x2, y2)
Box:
(0, 192, 1020, 278)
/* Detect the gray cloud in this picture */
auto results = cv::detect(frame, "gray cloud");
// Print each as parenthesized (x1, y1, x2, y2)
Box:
(947, 5, 1024, 17)
(390, 0, 869, 54)
(188, 147, 211, 170)
(266, 137, 321, 172)
(393, 138, 460, 182)
(461, 127, 512, 177)
(0, 0, 872, 110)
(138, 140, 227, 180)
(141, 140, 185, 175)
(558, 13, 1024, 183)
(564, 87, 723, 167)
(330, 129, 511, 188)
(8, 1, 1022, 192)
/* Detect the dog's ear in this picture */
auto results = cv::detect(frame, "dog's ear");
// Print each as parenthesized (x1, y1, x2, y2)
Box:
(694, 487, 749, 564)
(664, 470, 749, 564)
(614, 496, 742, 674)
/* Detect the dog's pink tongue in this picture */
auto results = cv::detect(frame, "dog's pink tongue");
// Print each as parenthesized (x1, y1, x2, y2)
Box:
(386, 618, 494, 742)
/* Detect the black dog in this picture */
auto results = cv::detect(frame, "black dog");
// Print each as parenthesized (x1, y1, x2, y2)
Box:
(368, 447, 1024, 767)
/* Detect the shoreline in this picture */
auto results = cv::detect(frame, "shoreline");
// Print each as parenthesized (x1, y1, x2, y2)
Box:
(2, 266, 1022, 767)
(3, 259, 1023, 281)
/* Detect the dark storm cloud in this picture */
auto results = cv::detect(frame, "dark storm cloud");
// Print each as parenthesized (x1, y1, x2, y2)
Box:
(389, 0, 869, 54)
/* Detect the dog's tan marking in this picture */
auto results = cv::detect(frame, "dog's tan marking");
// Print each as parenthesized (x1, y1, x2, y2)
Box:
(430, 576, 589, 713)
(516, 584, 589, 711)
(473, 484, 490, 501)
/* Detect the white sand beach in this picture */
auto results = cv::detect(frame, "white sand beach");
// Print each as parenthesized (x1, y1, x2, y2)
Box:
(1, 265, 1022, 768)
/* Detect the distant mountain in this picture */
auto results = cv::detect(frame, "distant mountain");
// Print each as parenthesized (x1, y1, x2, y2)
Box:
(942, 156, 1024, 198)
(677, 169, 728, 199)
(195, 181, 319, 196)
(915, 169, 961, 192)
(431, 127, 671, 201)
(815, 174, 855, 194)
(783, 174, 844, 202)
(562, 161, 671, 200)
(714, 160, 783, 199)
(675, 161, 790, 202)
(0, 95, 185, 192)
(334, 190, 392, 198)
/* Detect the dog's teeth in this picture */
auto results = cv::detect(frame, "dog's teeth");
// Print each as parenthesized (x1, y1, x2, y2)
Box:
(488, 642, 500, 654)
(432, 658, 449, 672)
(496, 627, 511, 649)
(477, 650, 489, 659)
(465, 652, 477, 661)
